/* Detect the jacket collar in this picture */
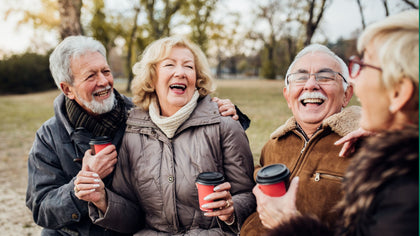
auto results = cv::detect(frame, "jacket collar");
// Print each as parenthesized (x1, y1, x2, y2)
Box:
(126, 95, 220, 135)
(270, 105, 361, 139)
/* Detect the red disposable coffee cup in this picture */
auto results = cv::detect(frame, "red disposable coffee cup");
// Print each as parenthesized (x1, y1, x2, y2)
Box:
(195, 172, 225, 212)
(89, 136, 112, 155)
(256, 164, 290, 197)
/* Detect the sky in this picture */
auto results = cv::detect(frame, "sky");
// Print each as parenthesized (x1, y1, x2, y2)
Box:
(0, 0, 415, 55)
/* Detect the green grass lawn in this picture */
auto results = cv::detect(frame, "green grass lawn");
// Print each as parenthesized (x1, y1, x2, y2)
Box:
(0, 78, 359, 165)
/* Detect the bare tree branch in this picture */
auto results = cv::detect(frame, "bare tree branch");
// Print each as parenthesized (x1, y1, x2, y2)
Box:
(401, 0, 419, 9)
(356, 0, 366, 29)
(382, 0, 390, 16)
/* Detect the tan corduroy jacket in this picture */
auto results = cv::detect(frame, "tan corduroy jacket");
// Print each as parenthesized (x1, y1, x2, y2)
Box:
(241, 106, 361, 236)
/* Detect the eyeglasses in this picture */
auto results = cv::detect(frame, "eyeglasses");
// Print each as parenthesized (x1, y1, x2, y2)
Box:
(286, 71, 347, 86)
(348, 55, 382, 78)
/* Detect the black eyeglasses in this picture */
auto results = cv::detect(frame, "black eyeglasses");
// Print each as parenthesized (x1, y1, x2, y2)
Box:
(348, 55, 382, 78)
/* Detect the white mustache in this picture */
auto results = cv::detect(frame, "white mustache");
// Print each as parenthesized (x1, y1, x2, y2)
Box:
(93, 86, 112, 95)
(298, 92, 328, 102)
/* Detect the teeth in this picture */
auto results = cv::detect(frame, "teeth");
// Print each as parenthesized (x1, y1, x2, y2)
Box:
(95, 90, 108, 96)
(302, 98, 323, 105)
(170, 84, 186, 90)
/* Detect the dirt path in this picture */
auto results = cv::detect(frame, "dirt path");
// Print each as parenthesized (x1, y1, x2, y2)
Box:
(0, 151, 42, 235)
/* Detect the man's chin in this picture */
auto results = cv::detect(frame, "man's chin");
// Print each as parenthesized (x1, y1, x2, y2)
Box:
(82, 93, 116, 115)
(298, 114, 326, 125)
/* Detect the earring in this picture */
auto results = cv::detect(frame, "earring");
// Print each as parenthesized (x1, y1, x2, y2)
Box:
(389, 105, 394, 112)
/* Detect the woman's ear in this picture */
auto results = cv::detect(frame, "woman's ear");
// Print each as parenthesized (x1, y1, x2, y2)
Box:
(388, 77, 414, 113)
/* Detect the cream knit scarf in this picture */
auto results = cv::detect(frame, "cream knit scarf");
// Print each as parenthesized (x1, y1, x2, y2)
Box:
(149, 90, 199, 138)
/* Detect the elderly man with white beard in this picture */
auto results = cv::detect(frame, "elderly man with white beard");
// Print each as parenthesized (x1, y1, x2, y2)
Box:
(240, 44, 361, 236)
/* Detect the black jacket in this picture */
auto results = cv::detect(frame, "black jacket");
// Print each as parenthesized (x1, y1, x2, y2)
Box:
(26, 92, 133, 236)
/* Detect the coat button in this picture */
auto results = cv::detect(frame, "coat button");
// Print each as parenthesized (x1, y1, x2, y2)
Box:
(168, 176, 174, 182)
(71, 213, 79, 220)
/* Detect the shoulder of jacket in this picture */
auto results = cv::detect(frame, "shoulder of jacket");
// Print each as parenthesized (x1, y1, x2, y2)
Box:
(322, 105, 361, 137)
(185, 95, 221, 125)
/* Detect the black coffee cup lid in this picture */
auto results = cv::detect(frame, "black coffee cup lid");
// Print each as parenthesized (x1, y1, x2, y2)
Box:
(256, 164, 290, 184)
(89, 136, 112, 145)
(196, 172, 225, 185)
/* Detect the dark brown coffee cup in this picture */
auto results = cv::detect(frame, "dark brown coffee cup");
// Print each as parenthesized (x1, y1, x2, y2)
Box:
(256, 164, 290, 197)
(195, 172, 225, 211)
(89, 136, 112, 155)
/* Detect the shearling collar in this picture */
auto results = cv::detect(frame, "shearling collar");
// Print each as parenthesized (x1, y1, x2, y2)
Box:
(270, 106, 361, 139)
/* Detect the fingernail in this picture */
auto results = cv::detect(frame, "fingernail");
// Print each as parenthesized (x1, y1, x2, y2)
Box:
(202, 204, 209, 208)
(93, 184, 100, 188)
(90, 189, 96, 192)
(213, 186, 220, 191)
(204, 212, 210, 216)
(94, 179, 101, 182)
(204, 196, 211, 201)
(92, 173, 99, 177)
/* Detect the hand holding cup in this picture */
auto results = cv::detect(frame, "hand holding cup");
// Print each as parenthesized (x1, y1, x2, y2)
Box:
(253, 176, 300, 229)
(82, 137, 117, 179)
(196, 172, 235, 224)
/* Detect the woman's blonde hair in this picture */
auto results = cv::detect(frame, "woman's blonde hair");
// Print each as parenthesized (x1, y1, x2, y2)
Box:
(358, 10, 419, 121)
(131, 36, 215, 110)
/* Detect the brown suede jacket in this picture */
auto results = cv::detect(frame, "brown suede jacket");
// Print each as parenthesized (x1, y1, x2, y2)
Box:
(241, 106, 361, 236)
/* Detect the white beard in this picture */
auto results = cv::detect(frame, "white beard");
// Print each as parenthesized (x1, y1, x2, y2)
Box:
(77, 89, 116, 115)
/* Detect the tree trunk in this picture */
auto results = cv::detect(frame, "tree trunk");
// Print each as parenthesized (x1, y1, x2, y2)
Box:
(126, 7, 141, 92)
(57, 0, 83, 39)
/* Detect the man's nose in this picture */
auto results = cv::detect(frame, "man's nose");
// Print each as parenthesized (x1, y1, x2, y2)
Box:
(304, 74, 320, 89)
(97, 73, 109, 85)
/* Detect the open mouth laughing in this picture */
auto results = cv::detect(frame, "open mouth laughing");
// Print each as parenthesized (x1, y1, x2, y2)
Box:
(299, 92, 327, 106)
(93, 86, 112, 98)
(169, 83, 187, 92)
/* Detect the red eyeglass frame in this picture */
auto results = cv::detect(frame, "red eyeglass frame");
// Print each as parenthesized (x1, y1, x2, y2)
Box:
(348, 55, 382, 78)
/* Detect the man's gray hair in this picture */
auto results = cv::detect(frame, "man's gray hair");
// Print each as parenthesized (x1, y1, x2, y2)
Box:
(49, 35, 107, 91)
(285, 44, 349, 91)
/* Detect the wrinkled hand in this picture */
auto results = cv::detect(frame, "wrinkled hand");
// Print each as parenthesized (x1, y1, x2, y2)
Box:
(82, 145, 118, 179)
(212, 97, 239, 120)
(201, 182, 235, 224)
(334, 128, 374, 157)
(253, 177, 300, 229)
(74, 170, 107, 213)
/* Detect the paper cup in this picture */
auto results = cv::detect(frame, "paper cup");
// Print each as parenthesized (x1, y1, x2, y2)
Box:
(195, 172, 225, 211)
(89, 136, 112, 155)
(256, 164, 290, 197)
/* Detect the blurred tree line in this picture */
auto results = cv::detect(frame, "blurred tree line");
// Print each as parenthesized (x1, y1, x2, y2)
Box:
(0, 0, 417, 94)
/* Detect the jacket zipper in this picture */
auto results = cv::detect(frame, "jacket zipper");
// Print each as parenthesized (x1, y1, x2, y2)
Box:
(290, 126, 324, 178)
(300, 140, 307, 154)
(314, 172, 344, 182)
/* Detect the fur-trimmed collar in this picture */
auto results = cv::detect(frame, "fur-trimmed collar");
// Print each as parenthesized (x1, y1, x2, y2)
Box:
(270, 106, 361, 139)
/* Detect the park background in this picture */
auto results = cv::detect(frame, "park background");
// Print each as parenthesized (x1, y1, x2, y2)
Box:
(0, 0, 417, 235)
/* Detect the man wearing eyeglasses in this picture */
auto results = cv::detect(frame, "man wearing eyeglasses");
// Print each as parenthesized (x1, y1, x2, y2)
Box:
(240, 44, 361, 235)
